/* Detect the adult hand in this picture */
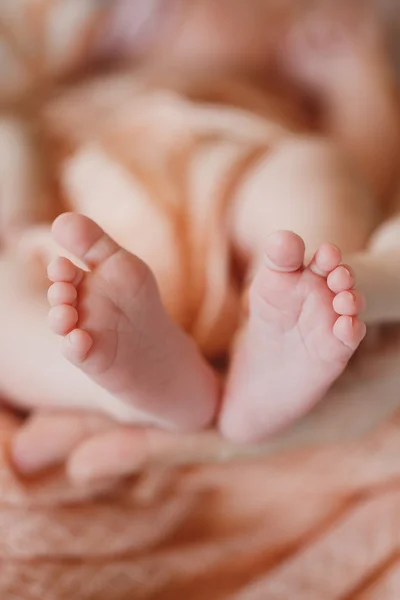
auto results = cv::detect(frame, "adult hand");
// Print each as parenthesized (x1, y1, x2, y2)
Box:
(12, 410, 249, 483)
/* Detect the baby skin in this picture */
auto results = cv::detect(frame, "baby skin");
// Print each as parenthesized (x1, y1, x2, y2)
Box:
(48, 214, 365, 443)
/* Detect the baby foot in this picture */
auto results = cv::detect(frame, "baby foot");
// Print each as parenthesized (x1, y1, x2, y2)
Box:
(219, 231, 366, 443)
(280, 5, 389, 98)
(48, 213, 219, 431)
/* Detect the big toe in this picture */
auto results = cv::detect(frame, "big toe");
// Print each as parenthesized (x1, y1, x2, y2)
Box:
(265, 231, 305, 272)
(52, 213, 97, 255)
(52, 213, 119, 268)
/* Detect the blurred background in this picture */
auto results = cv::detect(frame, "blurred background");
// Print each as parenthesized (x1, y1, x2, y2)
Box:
(0, 0, 400, 105)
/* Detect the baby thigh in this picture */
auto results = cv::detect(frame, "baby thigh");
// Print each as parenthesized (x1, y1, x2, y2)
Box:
(231, 136, 378, 266)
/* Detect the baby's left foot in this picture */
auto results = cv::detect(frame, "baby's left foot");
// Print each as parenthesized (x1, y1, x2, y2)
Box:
(48, 213, 219, 431)
(219, 231, 366, 443)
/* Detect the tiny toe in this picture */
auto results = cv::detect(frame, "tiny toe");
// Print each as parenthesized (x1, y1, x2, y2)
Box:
(308, 243, 342, 277)
(327, 265, 355, 293)
(49, 305, 78, 335)
(63, 329, 93, 363)
(52, 213, 120, 269)
(48, 282, 78, 307)
(333, 315, 366, 349)
(47, 257, 82, 284)
(264, 231, 305, 272)
(333, 290, 366, 316)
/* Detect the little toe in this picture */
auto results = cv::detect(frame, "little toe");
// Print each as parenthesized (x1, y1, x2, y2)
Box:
(327, 265, 355, 293)
(264, 231, 305, 272)
(49, 305, 78, 335)
(52, 213, 120, 269)
(63, 329, 93, 363)
(48, 282, 78, 307)
(333, 290, 365, 316)
(333, 315, 366, 350)
(308, 243, 342, 277)
(48, 256, 82, 285)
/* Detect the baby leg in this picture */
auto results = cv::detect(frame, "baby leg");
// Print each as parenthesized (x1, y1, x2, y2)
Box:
(220, 138, 378, 443)
(48, 213, 220, 432)
(0, 117, 56, 246)
(280, 5, 400, 199)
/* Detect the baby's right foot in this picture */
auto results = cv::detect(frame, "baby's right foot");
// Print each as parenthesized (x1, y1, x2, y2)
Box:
(48, 213, 219, 431)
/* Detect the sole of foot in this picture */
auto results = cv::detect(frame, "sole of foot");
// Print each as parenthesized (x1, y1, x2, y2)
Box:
(219, 230, 366, 443)
(48, 213, 219, 432)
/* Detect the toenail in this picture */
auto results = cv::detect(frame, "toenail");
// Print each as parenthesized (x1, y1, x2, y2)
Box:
(346, 291, 365, 310)
(342, 267, 353, 278)
(67, 330, 79, 344)
(347, 291, 360, 306)
(265, 231, 305, 269)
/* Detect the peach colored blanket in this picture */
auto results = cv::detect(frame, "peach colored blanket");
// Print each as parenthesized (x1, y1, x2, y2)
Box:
(2, 2, 400, 599)
(3, 338, 400, 600)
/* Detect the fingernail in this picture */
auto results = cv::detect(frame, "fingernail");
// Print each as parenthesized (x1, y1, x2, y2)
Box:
(11, 440, 55, 476)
